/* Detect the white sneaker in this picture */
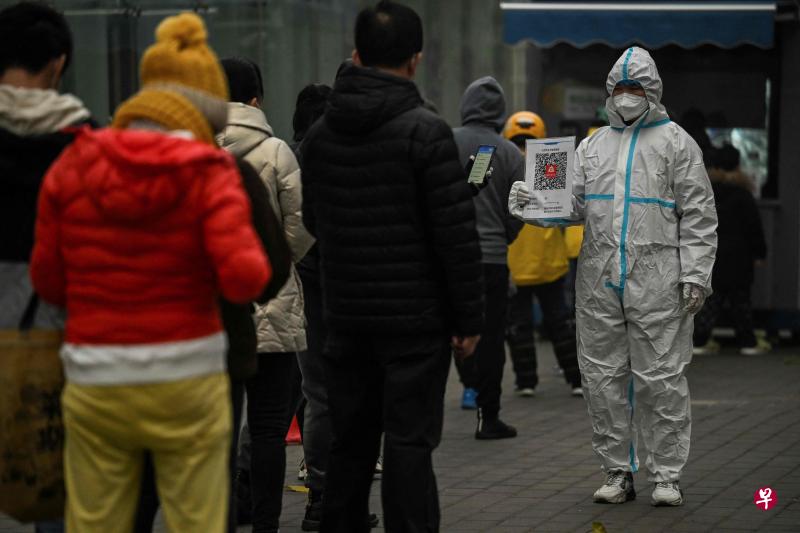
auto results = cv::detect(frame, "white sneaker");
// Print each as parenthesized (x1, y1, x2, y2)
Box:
(571, 387, 583, 397)
(516, 387, 536, 397)
(740, 338, 771, 356)
(298, 458, 307, 481)
(593, 471, 635, 504)
(651, 481, 684, 506)
(693, 339, 720, 355)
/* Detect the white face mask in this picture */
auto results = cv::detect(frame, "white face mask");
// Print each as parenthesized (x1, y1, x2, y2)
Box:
(613, 93, 649, 122)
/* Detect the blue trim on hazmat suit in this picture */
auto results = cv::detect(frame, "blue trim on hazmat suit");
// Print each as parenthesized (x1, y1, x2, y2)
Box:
(510, 47, 718, 482)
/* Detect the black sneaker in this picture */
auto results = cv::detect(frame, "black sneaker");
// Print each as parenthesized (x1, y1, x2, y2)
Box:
(301, 489, 323, 531)
(475, 410, 517, 440)
(301, 490, 380, 531)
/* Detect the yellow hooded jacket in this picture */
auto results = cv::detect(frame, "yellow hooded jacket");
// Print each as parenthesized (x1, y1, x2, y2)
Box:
(503, 110, 571, 285)
(507, 225, 569, 286)
(564, 225, 584, 259)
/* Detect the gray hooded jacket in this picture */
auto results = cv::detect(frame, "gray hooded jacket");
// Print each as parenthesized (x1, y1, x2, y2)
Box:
(452, 77, 524, 264)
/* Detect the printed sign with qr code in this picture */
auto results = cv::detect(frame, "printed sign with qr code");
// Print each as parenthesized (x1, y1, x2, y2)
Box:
(534, 153, 568, 191)
(524, 136, 575, 219)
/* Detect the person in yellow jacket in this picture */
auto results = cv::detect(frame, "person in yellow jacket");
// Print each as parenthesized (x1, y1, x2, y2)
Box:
(504, 112, 582, 396)
(565, 225, 583, 259)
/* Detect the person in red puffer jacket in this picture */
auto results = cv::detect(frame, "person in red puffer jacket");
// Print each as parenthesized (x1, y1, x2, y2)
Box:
(30, 13, 270, 533)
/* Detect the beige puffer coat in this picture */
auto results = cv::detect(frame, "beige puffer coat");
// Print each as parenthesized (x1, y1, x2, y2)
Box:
(217, 103, 314, 353)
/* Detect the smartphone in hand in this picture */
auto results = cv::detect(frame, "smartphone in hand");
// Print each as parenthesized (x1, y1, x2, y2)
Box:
(467, 145, 496, 186)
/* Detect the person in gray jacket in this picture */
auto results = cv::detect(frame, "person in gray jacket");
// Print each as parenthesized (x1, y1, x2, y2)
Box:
(452, 76, 524, 439)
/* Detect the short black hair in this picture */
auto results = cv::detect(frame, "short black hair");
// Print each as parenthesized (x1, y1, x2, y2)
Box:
(221, 57, 264, 105)
(355, 1, 423, 68)
(293, 83, 332, 142)
(0, 2, 72, 76)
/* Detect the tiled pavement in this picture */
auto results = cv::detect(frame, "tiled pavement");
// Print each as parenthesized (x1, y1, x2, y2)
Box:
(3, 342, 800, 532)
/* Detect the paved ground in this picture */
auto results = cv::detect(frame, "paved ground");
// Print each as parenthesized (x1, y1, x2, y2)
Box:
(3, 341, 800, 532)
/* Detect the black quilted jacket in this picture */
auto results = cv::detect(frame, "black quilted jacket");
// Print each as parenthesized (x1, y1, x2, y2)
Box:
(301, 65, 484, 336)
(0, 127, 78, 262)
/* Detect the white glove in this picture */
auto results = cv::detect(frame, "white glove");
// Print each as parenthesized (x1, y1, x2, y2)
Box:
(508, 181, 532, 220)
(681, 283, 706, 314)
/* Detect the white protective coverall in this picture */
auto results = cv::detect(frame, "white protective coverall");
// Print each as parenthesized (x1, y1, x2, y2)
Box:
(511, 47, 717, 482)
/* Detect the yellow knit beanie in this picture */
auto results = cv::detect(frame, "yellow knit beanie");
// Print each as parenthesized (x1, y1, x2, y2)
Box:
(113, 13, 229, 144)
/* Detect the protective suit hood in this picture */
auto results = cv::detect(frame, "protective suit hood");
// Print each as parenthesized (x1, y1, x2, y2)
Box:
(459, 76, 507, 132)
(604, 47, 669, 128)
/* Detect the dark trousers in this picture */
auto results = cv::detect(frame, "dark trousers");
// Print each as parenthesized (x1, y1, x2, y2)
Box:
(693, 287, 757, 348)
(134, 379, 245, 533)
(506, 276, 581, 389)
(566, 258, 578, 314)
(454, 353, 478, 390)
(245, 352, 297, 532)
(457, 263, 509, 417)
(238, 356, 304, 471)
(297, 267, 330, 492)
(321, 333, 451, 533)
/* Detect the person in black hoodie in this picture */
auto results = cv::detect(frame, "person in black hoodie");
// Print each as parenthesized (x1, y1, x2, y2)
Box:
(0, 4, 88, 533)
(0, 1, 91, 331)
(292, 80, 381, 532)
(300, 2, 484, 531)
(693, 144, 768, 355)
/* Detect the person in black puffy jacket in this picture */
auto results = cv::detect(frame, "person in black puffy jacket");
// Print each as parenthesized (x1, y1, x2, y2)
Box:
(693, 144, 768, 355)
(300, 2, 484, 531)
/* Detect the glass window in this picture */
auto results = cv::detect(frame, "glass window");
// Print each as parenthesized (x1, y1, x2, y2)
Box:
(3, 0, 524, 139)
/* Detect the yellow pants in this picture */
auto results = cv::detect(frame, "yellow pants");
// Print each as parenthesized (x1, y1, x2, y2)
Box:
(61, 373, 231, 533)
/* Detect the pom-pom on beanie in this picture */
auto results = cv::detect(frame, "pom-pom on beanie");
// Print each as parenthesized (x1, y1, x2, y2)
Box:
(113, 13, 228, 144)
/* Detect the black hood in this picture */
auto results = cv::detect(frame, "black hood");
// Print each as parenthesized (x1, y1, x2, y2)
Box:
(325, 65, 423, 135)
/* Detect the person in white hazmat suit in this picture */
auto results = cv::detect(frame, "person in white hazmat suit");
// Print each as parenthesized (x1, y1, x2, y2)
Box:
(509, 47, 717, 506)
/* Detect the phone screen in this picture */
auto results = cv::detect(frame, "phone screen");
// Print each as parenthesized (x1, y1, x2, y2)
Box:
(467, 145, 496, 185)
